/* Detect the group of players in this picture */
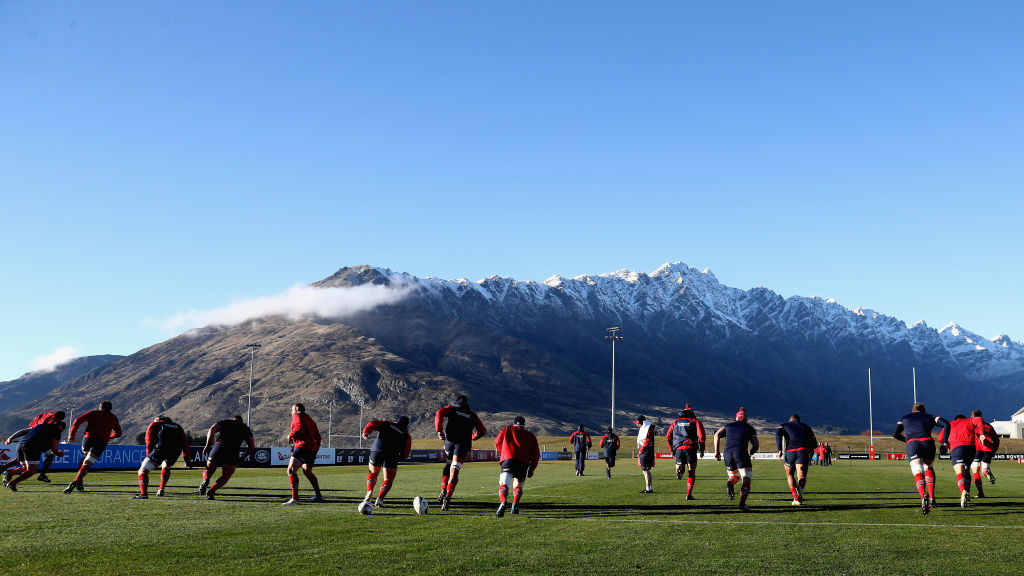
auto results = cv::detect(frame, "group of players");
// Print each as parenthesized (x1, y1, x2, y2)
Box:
(0, 396, 1004, 517)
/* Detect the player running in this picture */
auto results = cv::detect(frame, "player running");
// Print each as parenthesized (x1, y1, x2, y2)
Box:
(494, 416, 540, 517)
(599, 427, 620, 478)
(938, 414, 979, 508)
(666, 404, 706, 500)
(893, 402, 948, 515)
(64, 400, 122, 494)
(969, 410, 1000, 497)
(775, 414, 817, 505)
(198, 415, 255, 500)
(569, 425, 592, 476)
(133, 416, 191, 499)
(4, 421, 66, 491)
(434, 395, 487, 511)
(713, 407, 759, 512)
(635, 415, 656, 493)
(283, 403, 325, 505)
(2, 410, 65, 484)
(362, 416, 412, 508)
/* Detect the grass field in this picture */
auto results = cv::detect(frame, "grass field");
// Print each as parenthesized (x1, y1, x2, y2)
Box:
(3, 457, 1022, 575)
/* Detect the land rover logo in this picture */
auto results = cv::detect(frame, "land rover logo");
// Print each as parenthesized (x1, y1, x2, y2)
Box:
(254, 449, 270, 464)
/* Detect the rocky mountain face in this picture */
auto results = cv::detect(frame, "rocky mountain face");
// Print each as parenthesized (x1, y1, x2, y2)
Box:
(9, 263, 1024, 442)
(0, 355, 122, 413)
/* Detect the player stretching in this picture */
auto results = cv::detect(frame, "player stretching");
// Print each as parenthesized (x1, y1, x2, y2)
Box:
(4, 422, 66, 491)
(938, 414, 979, 508)
(284, 403, 325, 505)
(776, 414, 817, 505)
(134, 416, 191, 499)
(362, 416, 411, 508)
(570, 425, 592, 476)
(713, 407, 759, 512)
(494, 416, 540, 517)
(893, 402, 947, 515)
(64, 401, 122, 494)
(599, 427, 620, 478)
(198, 415, 255, 500)
(969, 410, 999, 497)
(2, 411, 65, 484)
(434, 395, 487, 511)
(666, 404, 706, 500)
(635, 415, 656, 493)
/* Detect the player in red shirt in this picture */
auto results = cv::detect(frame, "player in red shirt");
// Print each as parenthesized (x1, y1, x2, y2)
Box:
(494, 416, 540, 517)
(362, 416, 412, 507)
(666, 404, 706, 500)
(938, 413, 980, 507)
(2, 411, 65, 484)
(283, 403, 325, 505)
(434, 395, 487, 511)
(969, 410, 999, 497)
(133, 416, 191, 499)
(63, 401, 122, 494)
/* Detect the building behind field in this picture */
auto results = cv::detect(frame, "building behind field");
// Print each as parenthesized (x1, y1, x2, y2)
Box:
(991, 406, 1024, 439)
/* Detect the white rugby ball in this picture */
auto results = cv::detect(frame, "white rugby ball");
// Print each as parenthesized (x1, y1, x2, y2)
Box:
(357, 500, 374, 515)
(413, 496, 429, 515)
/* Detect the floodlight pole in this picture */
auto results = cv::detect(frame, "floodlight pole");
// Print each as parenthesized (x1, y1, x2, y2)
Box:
(868, 368, 874, 460)
(66, 404, 76, 440)
(912, 366, 917, 404)
(245, 343, 261, 432)
(605, 327, 623, 430)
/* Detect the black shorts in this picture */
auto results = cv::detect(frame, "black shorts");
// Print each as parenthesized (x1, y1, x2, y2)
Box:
(950, 445, 976, 467)
(605, 455, 617, 467)
(785, 448, 811, 467)
(906, 439, 936, 462)
(723, 448, 752, 471)
(17, 444, 42, 464)
(674, 446, 698, 467)
(369, 450, 400, 469)
(291, 447, 318, 466)
(146, 449, 180, 467)
(444, 440, 471, 460)
(207, 444, 242, 467)
(974, 450, 994, 464)
(637, 448, 655, 470)
(83, 436, 108, 458)
(500, 459, 529, 481)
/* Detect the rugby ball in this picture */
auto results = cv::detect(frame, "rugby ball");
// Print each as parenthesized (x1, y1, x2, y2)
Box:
(413, 496, 429, 515)
(357, 500, 374, 515)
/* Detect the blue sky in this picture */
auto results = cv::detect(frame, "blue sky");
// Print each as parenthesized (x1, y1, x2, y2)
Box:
(2, 2, 1022, 381)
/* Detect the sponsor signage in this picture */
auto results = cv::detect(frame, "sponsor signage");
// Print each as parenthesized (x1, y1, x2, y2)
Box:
(187, 446, 266, 467)
(268, 447, 335, 466)
(0, 443, 149, 471)
(334, 448, 370, 465)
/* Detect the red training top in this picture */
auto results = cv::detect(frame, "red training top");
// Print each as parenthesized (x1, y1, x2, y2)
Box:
(494, 425, 540, 473)
(975, 421, 1000, 452)
(939, 418, 976, 449)
(29, 412, 61, 427)
(69, 410, 122, 442)
(289, 412, 321, 451)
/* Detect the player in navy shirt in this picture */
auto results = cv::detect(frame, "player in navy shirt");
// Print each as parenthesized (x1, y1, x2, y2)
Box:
(776, 414, 817, 505)
(599, 428, 620, 478)
(362, 416, 411, 508)
(198, 415, 255, 500)
(133, 415, 191, 499)
(434, 395, 487, 511)
(893, 402, 948, 515)
(713, 407, 759, 512)
(569, 425, 592, 476)
(666, 404, 706, 500)
(4, 422, 66, 491)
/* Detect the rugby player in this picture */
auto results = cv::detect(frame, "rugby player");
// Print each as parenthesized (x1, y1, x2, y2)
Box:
(198, 415, 255, 500)
(361, 415, 412, 508)
(938, 414, 978, 508)
(775, 414, 817, 505)
(434, 395, 487, 511)
(2, 410, 65, 484)
(494, 416, 539, 517)
(64, 401, 122, 494)
(635, 415, 656, 493)
(666, 404, 706, 500)
(969, 410, 999, 497)
(713, 407, 759, 512)
(569, 425, 592, 476)
(4, 421, 66, 491)
(133, 415, 191, 499)
(283, 403, 325, 505)
(599, 427, 620, 478)
(893, 402, 947, 515)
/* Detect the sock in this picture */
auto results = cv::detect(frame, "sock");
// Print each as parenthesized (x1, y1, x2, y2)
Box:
(914, 473, 926, 498)
(924, 469, 936, 499)
(138, 473, 148, 496)
(209, 479, 224, 494)
(10, 465, 27, 476)
(512, 487, 523, 504)
(686, 476, 695, 496)
(791, 487, 799, 498)
(366, 470, 379, 492)
(307, 473, 321, 497)
(440, 475, 449, 495)
(159, 469, 171, 490)
(378, 480, 392, 499)
(740, 479, 751, 504)
(499, 484, 509, 503)
(447, 468, 460, 497)
(973, 473, 984, 495)
(956, 472, 966, 493)
(203, 469, 211, 482)
(798, 476, 806, 489)
(289, 474, 299, 499)
(74, 462, 92, 483)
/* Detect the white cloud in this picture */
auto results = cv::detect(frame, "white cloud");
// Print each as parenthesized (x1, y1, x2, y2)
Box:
(30, 346, 80, 373)
(161, 284, 411, 334)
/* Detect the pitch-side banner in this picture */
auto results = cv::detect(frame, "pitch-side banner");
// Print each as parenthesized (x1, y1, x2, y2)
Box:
(0, 443, 147, 471)
(268, 447, 336, 466)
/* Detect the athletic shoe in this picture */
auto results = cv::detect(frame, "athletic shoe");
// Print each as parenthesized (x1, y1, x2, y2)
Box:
(960, 492, 970, 508)
(282, 498, 300, 506)
(437, 489, 446, 504)
(989, 470, 996, 485)
(496, 502, 507, 518)
(791, 499, 801, 506)
(7, 483, 17, 492)
(738, 503, 751, 513)
(75, 481, 84, 492)
(131, 494, 148, 500)
(929, 498, 937, 508)
(206, 492, 215, 500)
(309, 495, 326, 503)
(727, 482, 735, 500)
(606, 469, 611, 479)
(676, 470, 683, 480)
(440, 495, 451, 511)
(921, 497, 930, 515)
(2, 470, 10, 486)
(686, 495, 696, 501)
(37, 474, 51, 483)
(510, 504, 520, 515)
(62, 482, 76, 494)
(975, 492, 985, 498)
(156, 489, 165, 497)
(374, 497, 385, 508)
(198, 480, 208, 496)
(639, 488, 653, 494)
(796, 484, 805, 501)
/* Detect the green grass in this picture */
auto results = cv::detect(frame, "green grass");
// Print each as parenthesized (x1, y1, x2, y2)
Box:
(2, 458, 1022, 575)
